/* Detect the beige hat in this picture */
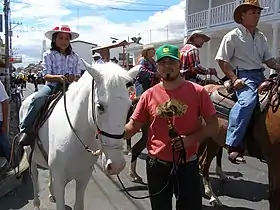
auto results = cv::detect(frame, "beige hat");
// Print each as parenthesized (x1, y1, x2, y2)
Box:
(187, 30, 211, 43)
(142, 44, 154, 51)
(141, 44, 155, 57)
(233, 0, 263, 24)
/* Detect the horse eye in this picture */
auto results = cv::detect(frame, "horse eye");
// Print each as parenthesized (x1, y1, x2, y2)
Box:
(97, 104, 105, 112)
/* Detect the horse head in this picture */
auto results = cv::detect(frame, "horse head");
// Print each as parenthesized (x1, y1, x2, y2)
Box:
(82, 60, 139, 175)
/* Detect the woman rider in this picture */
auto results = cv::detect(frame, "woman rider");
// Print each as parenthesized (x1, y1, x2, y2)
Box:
(18, 25, 81, 146)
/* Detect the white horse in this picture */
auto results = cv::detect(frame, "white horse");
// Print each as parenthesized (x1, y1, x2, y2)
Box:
(19, 61, 140, 210)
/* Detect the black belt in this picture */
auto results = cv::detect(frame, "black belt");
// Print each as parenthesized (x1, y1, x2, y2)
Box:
(147, 154, 197, 167)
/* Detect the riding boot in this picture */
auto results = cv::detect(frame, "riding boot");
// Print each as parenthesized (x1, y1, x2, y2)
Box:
(18, 132, 36, 147)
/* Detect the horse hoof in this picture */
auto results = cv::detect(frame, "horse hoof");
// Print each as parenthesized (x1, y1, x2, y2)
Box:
(209, 196, 223, 207)
(49, 195, 56, 203)
(34, 207, 40, 210)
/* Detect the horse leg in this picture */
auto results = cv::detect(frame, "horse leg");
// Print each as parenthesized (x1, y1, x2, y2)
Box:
(48, 170, 56, 203)
(31, 161, 41, 210)
(51, 170, 66, 210)
(198, 139, 223, 207)
(215, 147, 228, 182)
(267, 161, 280, 210)
(74, 171, 92, 210)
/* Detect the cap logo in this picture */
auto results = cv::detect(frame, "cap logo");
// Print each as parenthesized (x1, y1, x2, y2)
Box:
(162, 48, 169, 53)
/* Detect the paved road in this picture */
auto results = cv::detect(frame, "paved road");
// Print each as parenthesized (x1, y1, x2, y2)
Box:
(0, 83, 269, 210)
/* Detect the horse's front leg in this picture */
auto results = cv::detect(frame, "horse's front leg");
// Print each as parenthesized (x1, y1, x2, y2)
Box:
(215, 147, 228, 182)
(31, 161, 41, 210)
(74, 170, 92, 210)
(51, 169, 66, 210)
(48, 170, 56, 203)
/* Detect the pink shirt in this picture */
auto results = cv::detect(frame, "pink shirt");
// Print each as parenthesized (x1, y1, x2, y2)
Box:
(131, 80, 216, 162)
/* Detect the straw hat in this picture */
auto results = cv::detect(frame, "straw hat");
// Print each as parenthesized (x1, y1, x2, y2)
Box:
(141, 44, 155, 57)
(187, 30, 211, 43)
(45, 25, 79, 41)
(233, 0, 263, 24)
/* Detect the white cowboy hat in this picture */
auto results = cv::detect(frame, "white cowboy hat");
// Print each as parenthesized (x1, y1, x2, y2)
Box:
(142, 44, 154, 51)
(92, 52, 101, 58)
(44, 25, 79, 41)
(233, 0, 263, 24)
(187, 30, 211, 43)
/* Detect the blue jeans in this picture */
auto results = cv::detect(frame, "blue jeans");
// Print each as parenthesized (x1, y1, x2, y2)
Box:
(0, 121, 10, 161)
(226, 70, 265, 148)
(135, 81, 144, 97)
(20, 84, 55, 133)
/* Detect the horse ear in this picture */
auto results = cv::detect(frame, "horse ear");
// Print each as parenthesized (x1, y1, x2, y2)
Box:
(126, 65, 141, 81)
(80, 59, 102, 82)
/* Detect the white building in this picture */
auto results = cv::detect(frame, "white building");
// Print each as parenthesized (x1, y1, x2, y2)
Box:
(70, 40, 97, 64)
(127, 0, 280, 77)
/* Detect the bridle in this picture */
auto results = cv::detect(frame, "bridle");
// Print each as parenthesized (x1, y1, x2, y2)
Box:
(63, 78, 125, 155)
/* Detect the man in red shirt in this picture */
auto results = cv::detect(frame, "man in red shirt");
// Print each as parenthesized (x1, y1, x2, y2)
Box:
(180, 30, 217, 82)
(125, 44, 218, 210)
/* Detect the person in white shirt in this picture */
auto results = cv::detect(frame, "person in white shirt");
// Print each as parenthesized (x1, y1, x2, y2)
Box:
(92, 52, 104, 64)
(0, 81, 10, 162)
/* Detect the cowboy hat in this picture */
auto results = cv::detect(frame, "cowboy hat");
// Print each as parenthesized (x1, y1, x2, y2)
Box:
(187, 30, 211, 43)
(92, 52, 102, 58)
(44, 25, 79, 40)
(142, 44, 155, 51)
(233, 0, 263, 24)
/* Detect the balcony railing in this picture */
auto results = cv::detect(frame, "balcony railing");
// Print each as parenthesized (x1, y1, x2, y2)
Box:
(188, 0, 279, 31)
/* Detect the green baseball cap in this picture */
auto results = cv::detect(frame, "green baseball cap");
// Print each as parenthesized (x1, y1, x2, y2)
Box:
(155, 44, 180, 62)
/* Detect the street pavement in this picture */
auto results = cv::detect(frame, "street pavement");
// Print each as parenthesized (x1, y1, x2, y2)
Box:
(0, 83, 269, 210)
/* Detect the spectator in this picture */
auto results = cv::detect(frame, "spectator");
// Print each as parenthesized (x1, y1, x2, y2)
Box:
(0, 81, 10, 163)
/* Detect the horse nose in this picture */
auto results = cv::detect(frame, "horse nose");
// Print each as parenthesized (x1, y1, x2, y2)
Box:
(106, 163, 113, 171)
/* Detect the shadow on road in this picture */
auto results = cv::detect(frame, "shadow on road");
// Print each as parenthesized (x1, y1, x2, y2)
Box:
(203, 205, 254, 209)
(0, 177, 33, 210)
(209, 176, 268, 202)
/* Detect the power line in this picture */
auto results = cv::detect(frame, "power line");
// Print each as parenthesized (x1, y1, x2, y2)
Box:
(10, 0, 169, 12)
(75, 0, 172, 7)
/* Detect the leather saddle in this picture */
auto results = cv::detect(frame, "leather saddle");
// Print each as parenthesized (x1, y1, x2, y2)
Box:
(210, 79, 273, 117)
(34, 83, 70, 133)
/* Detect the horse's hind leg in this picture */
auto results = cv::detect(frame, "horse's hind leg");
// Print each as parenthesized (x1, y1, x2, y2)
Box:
(31, 161, 41, 210)
(74, 170, 92, 210)
(198, 138, 223, 207)
(215, 147, 228, 182)
(48, 170, 56, 203)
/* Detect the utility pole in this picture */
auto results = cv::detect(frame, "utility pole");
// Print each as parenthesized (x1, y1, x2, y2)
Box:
(9, 20, 22, 78)
(3, 0, 10, 95)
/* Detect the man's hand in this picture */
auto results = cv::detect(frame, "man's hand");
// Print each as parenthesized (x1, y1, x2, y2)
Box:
(171, 135, 197, 152)
(208, 68, 217, 76)
(232, 78, 246, 90)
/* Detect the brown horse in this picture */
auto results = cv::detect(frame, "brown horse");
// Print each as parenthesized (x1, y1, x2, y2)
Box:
(199, 74, 280, 210)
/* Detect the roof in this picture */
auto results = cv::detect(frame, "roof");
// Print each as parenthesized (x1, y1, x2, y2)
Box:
(70, 40, 97, 46)
(91, 40, 129, 51)
(126, 37, 184, 52)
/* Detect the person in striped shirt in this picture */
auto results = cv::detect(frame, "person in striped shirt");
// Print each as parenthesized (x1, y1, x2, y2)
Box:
(180, 30, 217, 82)
(18, 25, 81, 146)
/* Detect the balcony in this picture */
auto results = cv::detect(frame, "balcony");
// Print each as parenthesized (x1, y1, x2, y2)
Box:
(187, 0, 279, 31)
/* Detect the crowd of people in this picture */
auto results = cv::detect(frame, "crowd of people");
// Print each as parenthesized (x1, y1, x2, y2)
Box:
(1, 0, 280, 208)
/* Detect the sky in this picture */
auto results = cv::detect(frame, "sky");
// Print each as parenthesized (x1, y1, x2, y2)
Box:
(2, 0, 186, 67)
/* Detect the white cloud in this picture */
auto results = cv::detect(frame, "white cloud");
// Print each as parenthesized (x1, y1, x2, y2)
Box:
(10, 0, 185, 68)
(69, 0, 136, 7)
